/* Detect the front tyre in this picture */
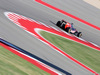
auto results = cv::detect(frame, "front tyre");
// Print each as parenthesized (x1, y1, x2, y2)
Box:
(77, 32, 82, 37)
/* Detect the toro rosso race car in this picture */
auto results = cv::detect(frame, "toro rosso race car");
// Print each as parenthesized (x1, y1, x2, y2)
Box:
(56, 20, 82, 37)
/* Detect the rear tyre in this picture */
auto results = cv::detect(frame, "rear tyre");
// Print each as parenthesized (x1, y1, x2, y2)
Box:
(65, 27, 71, 33)
(77, 32, 82, 37)
(61, 24, 65, 29)
(56, 21, 61, 27)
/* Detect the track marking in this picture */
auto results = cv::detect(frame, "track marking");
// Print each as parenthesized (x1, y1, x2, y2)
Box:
(35, 28, 99, 75)
(4, 12, 100, 75)
(0, 41, 61, 75)
(4, 12, 100, 51)
(35, 0, 100, 30)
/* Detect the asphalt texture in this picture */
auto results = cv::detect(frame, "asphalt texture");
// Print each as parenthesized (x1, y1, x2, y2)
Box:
(0, 0, 100, 75)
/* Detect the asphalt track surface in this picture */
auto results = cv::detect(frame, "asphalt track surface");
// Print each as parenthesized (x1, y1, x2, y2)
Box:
(0, 0, 100, 75)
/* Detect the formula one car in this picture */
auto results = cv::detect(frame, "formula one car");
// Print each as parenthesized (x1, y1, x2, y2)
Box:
(56, 20, 82, 37)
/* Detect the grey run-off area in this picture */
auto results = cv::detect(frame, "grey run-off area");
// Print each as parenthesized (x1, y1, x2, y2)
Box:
(0, 0, 100, 75)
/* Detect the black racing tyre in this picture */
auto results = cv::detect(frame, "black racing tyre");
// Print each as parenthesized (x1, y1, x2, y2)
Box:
(56, 21, 61, 27)
(61, 24, 65, 29)
(65, 27, 71, 33)
(77, 32, 82, 37)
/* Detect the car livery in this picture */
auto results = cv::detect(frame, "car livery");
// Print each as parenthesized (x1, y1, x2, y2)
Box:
(56, 20, 82, 37)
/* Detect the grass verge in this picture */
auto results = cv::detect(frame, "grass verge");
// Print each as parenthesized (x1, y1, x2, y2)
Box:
(0, 46, 49, 75)
(40, 31, 100, 73)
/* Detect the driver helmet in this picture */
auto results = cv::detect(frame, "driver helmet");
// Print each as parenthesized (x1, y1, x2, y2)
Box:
(71, 23, 73, 25)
